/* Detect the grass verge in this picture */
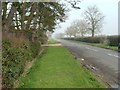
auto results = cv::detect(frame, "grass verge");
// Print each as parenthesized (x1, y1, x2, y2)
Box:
(17, 46, 106, 88)
(79, 42, 118, 51)
(48, 39, 60, 44)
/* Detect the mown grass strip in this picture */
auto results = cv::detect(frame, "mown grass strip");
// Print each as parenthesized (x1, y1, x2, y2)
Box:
(18, 46, 106, 88)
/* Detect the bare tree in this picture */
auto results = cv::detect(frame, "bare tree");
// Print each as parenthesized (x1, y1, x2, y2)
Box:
(70, 21, 80, 37)
(65, 27, 73, 37)
(65, 20, 89, 38)
(76, 19, 88, 37)
(65, 22, 79, 38)
(83, 5, 104, 37)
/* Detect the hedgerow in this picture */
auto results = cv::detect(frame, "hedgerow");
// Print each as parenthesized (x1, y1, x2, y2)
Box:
(2, 38, 41, 88)
(107, 35, 120, 46)
(64, 35, 120, 46)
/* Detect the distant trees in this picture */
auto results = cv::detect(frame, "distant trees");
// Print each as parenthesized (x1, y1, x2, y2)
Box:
(65, 5, 104, 37)
(65, 22, 78, 37)
(65, 20, 88, 37)
(54, 33, 65, 39)
(76, 20, 88, 37)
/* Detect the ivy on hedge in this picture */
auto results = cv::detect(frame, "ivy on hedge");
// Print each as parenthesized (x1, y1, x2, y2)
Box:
(2, 38, 41, 88)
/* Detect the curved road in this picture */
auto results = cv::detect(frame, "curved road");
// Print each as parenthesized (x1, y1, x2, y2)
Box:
(58, 39, 119, 88)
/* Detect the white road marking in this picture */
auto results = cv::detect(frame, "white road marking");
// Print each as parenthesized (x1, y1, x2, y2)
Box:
(107, 54, 113, 56)
(85, 47, 119, 58)
(113, 55, 119, 58)
(85, 47, 98, 52)
(107, 53, 120, 58)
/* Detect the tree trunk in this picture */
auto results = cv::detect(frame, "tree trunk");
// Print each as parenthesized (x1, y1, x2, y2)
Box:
(92, 30, 94, 37)
(91, 21, 95, 37)
(81, 33, 84, 37)
(0, 1, 2, 42)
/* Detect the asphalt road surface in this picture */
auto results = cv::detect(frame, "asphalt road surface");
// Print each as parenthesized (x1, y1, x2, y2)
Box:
(58, 39, 119, 88)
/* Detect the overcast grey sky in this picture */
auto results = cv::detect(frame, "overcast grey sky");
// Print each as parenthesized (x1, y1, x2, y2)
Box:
(53, 0, 119, 36)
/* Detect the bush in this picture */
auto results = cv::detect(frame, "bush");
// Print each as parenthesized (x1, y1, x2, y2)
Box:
(2, 38, 41, 88)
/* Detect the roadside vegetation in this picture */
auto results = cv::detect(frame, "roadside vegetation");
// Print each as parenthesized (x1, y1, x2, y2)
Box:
(2, 37, 41, 88)
(64, 35, 119, 51)
(1, 1, 82, 88)
(2, 2, 66, 88)
(79, 42, 118, 51)
(17, 46, 106, 88)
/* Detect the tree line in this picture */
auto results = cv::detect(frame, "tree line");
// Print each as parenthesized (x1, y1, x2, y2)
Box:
(65, 5, 105, 38)
(2, 2, 67, 43)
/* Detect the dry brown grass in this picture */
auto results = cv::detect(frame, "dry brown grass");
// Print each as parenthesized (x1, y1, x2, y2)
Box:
(11, 37, 29, 48)
(3, 33, 30, 48)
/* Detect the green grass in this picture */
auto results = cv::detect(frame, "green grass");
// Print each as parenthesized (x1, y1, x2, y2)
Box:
(93, 44, 118, 51)
(18, 46, 106, 88)
(48, 39, 60, 44)
(79, 42, 118, 51)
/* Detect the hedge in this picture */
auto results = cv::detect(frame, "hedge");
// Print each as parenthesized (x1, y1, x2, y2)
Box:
(2, 38, 41, 88)
(75, 37, 105, 43)
(107, 35, 120, 46)
(64, 35, 120, 46)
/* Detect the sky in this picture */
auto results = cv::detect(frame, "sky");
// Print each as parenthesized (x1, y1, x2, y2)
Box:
(53, 0, 119, 36)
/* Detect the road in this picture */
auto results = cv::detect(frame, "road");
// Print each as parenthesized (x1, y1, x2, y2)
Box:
(58, 39, 119, 88)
